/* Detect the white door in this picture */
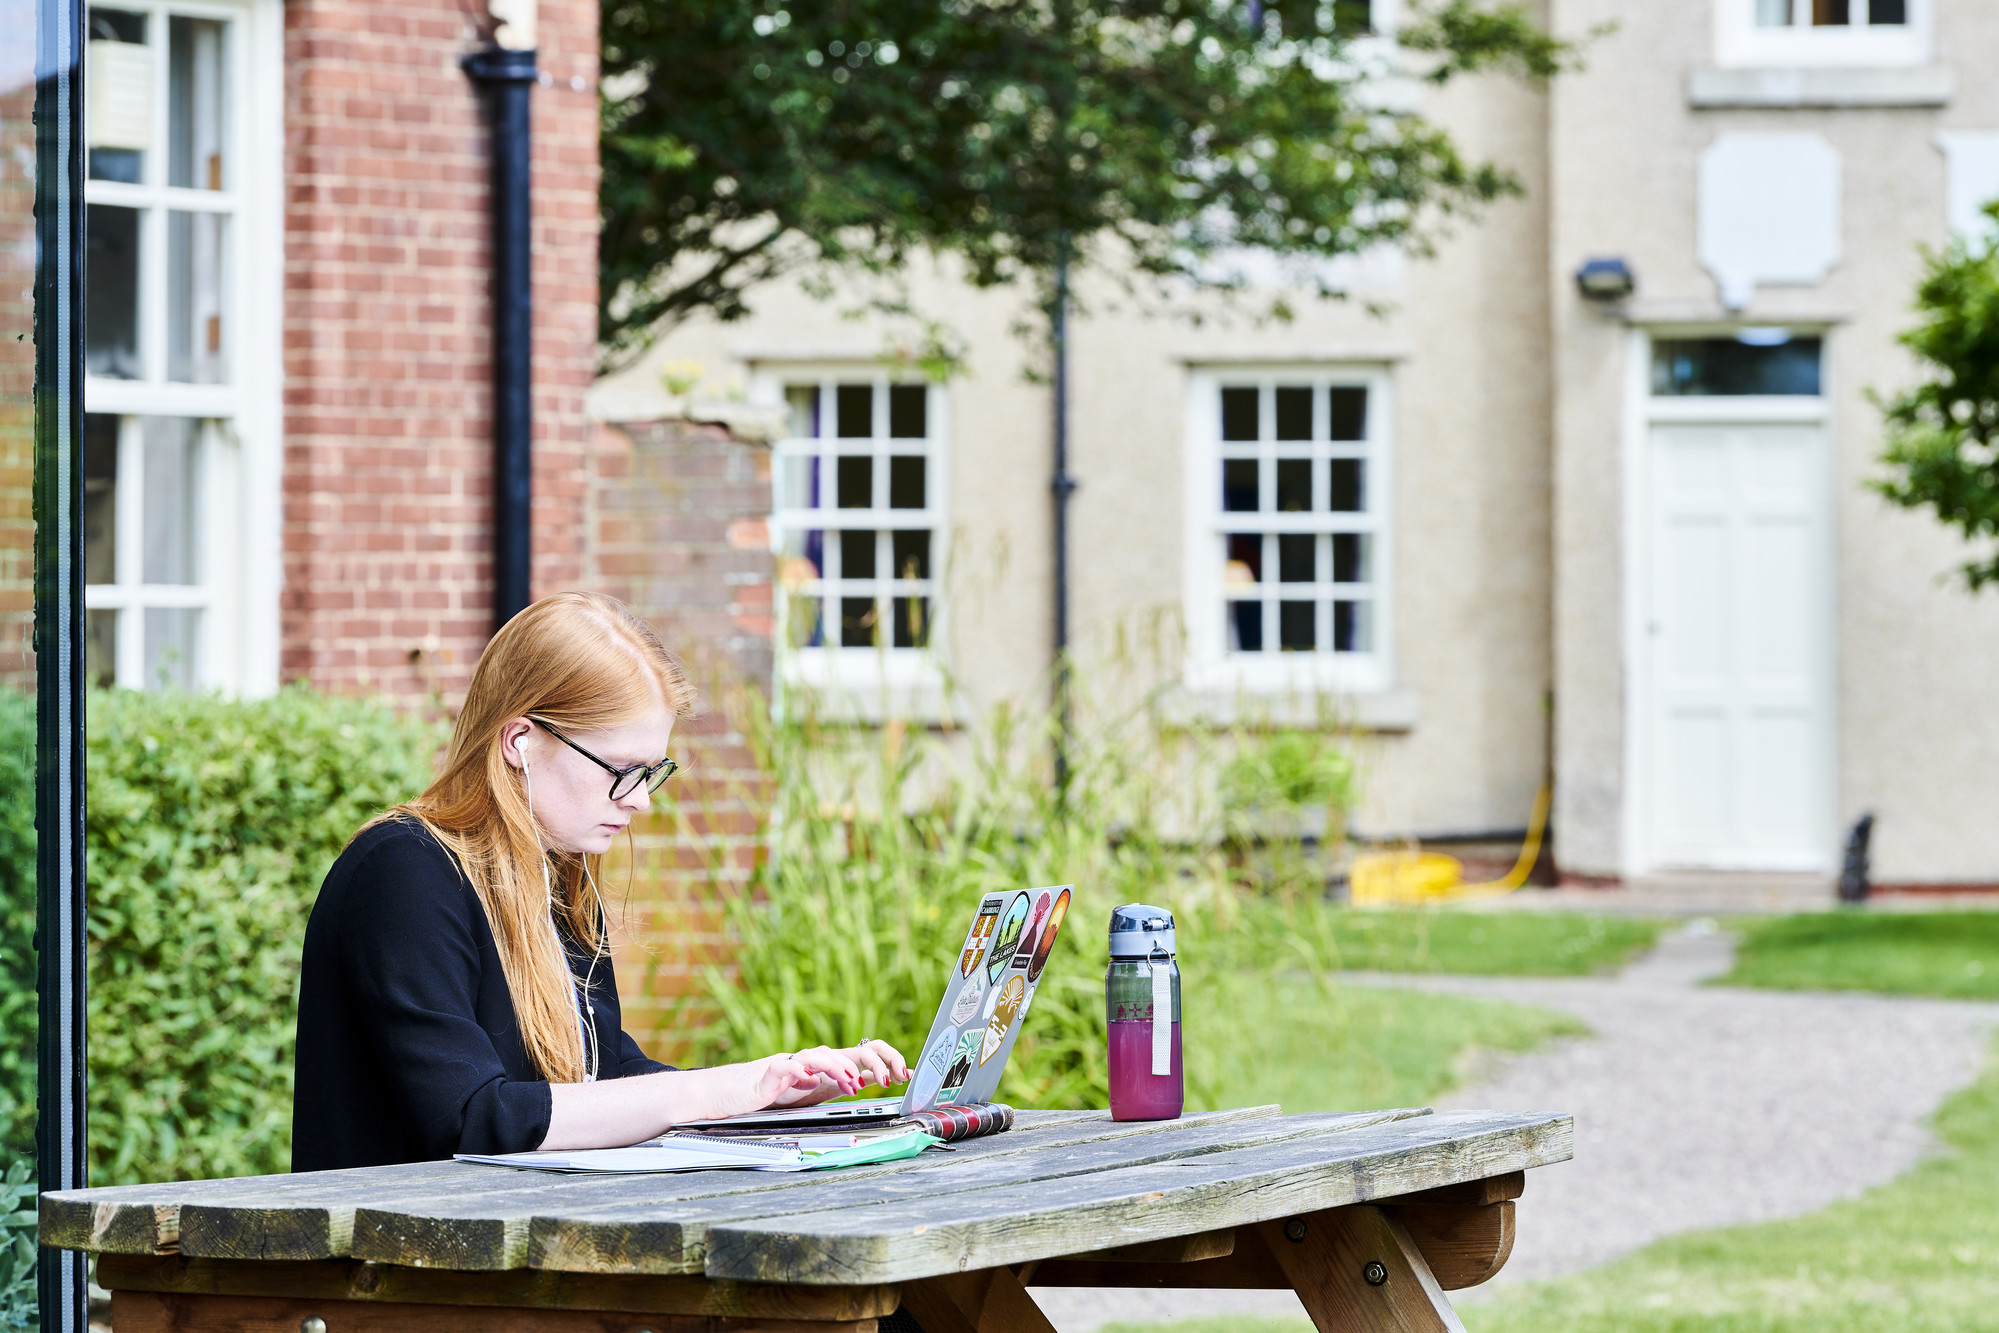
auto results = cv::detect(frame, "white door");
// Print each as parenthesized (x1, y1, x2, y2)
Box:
(1642, 419, 1833, 870)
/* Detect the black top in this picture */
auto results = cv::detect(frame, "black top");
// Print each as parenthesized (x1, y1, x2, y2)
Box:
(293, 817, 668, 1172)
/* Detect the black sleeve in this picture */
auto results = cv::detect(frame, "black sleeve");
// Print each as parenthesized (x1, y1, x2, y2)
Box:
(335, 834, 555, 1157)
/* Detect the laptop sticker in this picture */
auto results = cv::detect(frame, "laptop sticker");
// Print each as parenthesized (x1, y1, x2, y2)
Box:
(1010, 890, 1052, 969)
(950, 972, 986, 1025)
(980, 975, 1028, 1064)
(959, 896, 1005, 977)
(908, 1027, 958, 1109)
(1026, 887, 1071, 982)
(939, 1030, 981, 1099)
(986, 892, 1031, 985)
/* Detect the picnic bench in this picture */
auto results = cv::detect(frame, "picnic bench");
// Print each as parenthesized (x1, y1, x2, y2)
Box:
(42, 1104, 1571, 1333)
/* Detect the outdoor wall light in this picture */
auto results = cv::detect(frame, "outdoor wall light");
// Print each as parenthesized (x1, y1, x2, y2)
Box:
(1575, 256, 1636, 301)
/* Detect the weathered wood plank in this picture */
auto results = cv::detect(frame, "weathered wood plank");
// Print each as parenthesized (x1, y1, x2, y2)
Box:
(1388, 1203, 1514, 1291)
(900, 1267, 1059, 1333)
(109, 1290, 878, 1333)
(169, 1107, 1295, 1266)
(1258, 1207, 1464, 1333)
(1379, 1172, 1524, 1208)
(1064, 1229, 1237, 1265)
(515, 1112, 1419, 1278)
(700, 1111, 1571, 1285)
(96, 1254, 899, 1320)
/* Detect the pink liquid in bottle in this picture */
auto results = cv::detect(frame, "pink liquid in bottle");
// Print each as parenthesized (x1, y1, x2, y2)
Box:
(1108, 1020, 1183, 1120)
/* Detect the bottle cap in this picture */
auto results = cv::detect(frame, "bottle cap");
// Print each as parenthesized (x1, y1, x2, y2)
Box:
(1109, 903, 1176, 959)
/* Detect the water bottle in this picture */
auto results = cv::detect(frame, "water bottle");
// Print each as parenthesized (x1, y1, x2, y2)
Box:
(1107, 903, 1182, 1121)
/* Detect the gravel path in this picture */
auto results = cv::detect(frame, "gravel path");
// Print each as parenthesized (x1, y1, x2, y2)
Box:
(1030, 923, 1999, 1330)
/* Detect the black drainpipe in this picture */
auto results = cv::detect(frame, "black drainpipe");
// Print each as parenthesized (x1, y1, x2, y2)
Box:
(463, 45, 537, 631)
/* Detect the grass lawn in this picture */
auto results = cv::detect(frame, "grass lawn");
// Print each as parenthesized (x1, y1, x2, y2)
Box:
(1722, 910, 1999, 1000)
(1311, 907, 1662, 977)
(1188, 970, 1588, 1113)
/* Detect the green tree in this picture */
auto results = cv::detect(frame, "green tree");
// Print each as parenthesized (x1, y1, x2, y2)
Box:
(1875, 203, 1999, 589)
(598, 0, 1574, 364)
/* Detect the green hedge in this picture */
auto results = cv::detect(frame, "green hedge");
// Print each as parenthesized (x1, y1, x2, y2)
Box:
(0, 688, 442, 1185)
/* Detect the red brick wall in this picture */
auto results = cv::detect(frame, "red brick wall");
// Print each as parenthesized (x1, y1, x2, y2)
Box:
(0, 80, 34, 690)
(281, 0, 600, 702)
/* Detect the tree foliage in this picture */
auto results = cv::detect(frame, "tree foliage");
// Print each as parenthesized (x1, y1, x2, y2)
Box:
(598, 0, 1574, 363)
(1875, 202, 1999, 590)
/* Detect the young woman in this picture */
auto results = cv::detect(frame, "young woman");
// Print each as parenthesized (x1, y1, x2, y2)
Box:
(293, 592, 909, 1171)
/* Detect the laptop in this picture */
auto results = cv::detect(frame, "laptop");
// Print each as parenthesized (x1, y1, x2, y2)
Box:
(677, 885, 1074, 1131)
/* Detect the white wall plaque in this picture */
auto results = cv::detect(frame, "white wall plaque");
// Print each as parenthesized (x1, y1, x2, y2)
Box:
(1697, 133, 1842, 310)
(1937, 132, 1999, 245)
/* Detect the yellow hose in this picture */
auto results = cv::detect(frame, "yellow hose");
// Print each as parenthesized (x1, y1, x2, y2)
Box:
(1348, 783, 1551, 906)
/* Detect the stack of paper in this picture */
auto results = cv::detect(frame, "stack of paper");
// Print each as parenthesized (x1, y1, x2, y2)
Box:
(455, 1125, 938, 1175)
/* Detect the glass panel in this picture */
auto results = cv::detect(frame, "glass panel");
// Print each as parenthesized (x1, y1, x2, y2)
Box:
(780, 453, 819, 509)
(168, 16, 226, 190)
(1279, 601, 1315, 651)
(890, 530, 929, 581)
(1651, 336, 1823, 396)
(1225, 532, 1262, 584)
(891, 595, 928, 648)
(888, 384, 926, 438)
(836, 455, 872, 508)
(779, 529, 825, 650)
(87, 609, 118, 687)
(1274, 386, 1312, 440)
(86, 203, 142, 379)
(1222, 459, 1258, 512)
(144, 606, 200, 688)
(1275, 458, 1312, 512)
(1812, 0, 1849, 22)
(1333, 533, 1368, 584)
(1278, 533, 1315, 583)
(142, 415, 199, 584)
(84, 413, 118, 583)
(1755, 0, 1793, 24)
(839, 596, 878, 647)
(1329, 387, 1367, 441)
(1334, 600, 1371, 652)
(838, 528, 876, 580)
(785, 384, 821, 439)
(888, 455, 924, 508)
(1868, 0, 1905, 21)
(87, 8, 150, 182)
(167, 210, 227, 383)
(1220, 387, 1258, 441)
(1228, 601, 1262, 652)
(1328, 458, 1365, 512)
(835, 384, 872, 437)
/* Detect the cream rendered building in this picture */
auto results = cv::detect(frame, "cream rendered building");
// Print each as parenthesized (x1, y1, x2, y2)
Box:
(595, 0, 1999, 887)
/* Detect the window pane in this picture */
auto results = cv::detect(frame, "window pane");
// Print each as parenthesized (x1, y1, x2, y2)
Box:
(891, 596, 929, 648)
(1329, 387, 1367, 441)
(839, 596, 878, 647)
(1220, 387, 1258, 441)
(1274, 386, 1312, 440)
(781, 454, 820, 509)
(888, 455, 925, 509)
(836, 455, 872, 508)
(1333, 533, 1368, 584)
(1225, 533, 1262, 585)
(87, 9, 151, 183)
(891, 530, 930, 580)
(144, 606, 201, 689)
(1222, 459, 1258, 512)
(86, 204, 142, 379)
(839, 529, 877, 580)
(786, 385, 821, 439)
(785, 590, 824, 648)
(1328, 458, 1365, 512)
(1334, 600, 1370, 653)
(781, 528, 823, 583)
(888, 385, 926, 438)
(1228, 601, 1262, 652)
(84, 414, 119, 584)
(1868, 0, 1905, 21)
(168, 210, 228, 383)
(1275, 459, 1312, 512)
(1279, 601, 1315, 651)
(1278, 533, 1315, 583)
(836, 384, 873, 437)
(1754, 0, 1792, 23)
(142, 416, 199, 585)
(169, 17, 227, 190)
(87, 610, 119, 688)
(1811, 0, 1849, 22)
(1650, 336, 1822, 396)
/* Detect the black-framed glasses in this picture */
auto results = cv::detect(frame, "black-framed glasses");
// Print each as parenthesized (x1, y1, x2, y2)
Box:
(529, 716, 680, 800)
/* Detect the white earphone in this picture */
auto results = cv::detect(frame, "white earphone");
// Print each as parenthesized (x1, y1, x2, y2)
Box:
(520, 724, 608, 1082)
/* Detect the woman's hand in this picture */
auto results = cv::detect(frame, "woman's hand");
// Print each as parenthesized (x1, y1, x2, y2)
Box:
(759, 1041, 912, 1109)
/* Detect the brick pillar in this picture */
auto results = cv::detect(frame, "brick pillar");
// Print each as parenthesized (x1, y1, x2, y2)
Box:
(590, 414, 777, 1048)
(282, 0, 598, 703)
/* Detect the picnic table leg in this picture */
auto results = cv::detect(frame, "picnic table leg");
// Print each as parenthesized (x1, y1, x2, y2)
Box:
(1257, 1207, 1468, 1333)
(900, 1265, 1060, 1333)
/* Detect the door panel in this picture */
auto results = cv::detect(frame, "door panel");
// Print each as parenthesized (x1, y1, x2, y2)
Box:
(1644, 421, 1831, 870)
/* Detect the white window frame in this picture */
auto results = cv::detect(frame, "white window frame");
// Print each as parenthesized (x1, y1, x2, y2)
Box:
(757, 366, 950, 718)
(1182, 365, 1396, 700)
(82, 0, 282, 694)
(1715, 0, 1930, 68)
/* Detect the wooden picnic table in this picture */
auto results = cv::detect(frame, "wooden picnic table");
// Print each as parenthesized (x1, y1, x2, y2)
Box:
(42, 1104, 1571, 1333)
